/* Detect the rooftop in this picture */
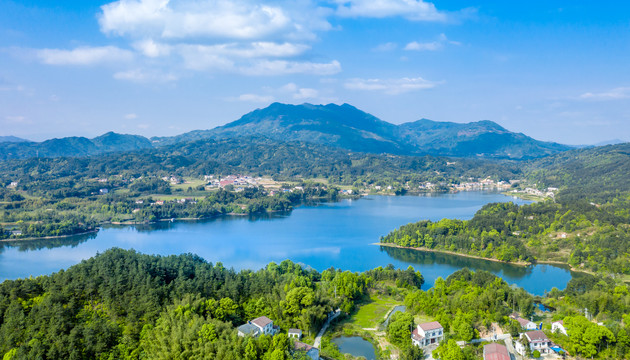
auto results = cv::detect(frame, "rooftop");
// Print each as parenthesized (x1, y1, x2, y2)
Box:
(251, 316, 273, 328)
(525, 330, 549, 342)
(237, 323, 259, 335)
(418, 321, 443, 331)
(483, 343, 510, 360)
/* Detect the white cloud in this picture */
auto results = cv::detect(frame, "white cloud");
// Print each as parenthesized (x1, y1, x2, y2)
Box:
(133, 38, 172, 57)
(293, 87, 319, 99)
(99, 0, 323, 40)
(404, 41, 441, 51)
(344, 76, 436, 94)
(579, 87, 630, 100)
(113, 69, 177, 82)
(125, 113, 138, 119)
(37, 46, 134, 65)
(241, 59, 341, 76)
(333, 0, 446, 21)
(404, 33, 459, 51)
(4, 115, 27, 123)
(237, 93, 275, 102)
(372, 42, 397, 52)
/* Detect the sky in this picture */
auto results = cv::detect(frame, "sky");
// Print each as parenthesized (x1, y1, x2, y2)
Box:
(1, 0, 629, 144)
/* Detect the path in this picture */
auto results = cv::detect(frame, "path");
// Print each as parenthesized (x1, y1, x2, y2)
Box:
(313, 309, 341, 348)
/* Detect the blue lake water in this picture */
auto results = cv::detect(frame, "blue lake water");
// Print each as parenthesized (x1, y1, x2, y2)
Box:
(332, 336, 377, 360)
(0, 192, 577, 295)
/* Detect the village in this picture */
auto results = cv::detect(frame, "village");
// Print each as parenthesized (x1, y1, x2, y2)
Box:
(231, 301, 580, 360)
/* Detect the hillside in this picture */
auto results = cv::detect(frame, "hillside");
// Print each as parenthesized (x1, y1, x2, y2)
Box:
(0, 136, 29, 143)
(1, 103, 572, 160)
(0, 132, 153, 160)
(154, 103, 572, 160)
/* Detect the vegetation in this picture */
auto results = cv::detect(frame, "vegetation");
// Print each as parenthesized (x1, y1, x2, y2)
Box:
(0, 249, 427, 359)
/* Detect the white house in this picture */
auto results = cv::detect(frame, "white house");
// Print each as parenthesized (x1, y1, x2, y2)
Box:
(515, 330, 552, 356)
(288, 329, 302, 339)
(552, 320, 567, 336)
(237, 316, 279, 337)
(412, 321, 444, 347)
(511, 314, 537, 330)
(294, 341, 320, 360)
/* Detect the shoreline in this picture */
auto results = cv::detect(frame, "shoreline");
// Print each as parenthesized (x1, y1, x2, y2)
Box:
(375, 242, 532, 267)
(0, 229, 100, 243)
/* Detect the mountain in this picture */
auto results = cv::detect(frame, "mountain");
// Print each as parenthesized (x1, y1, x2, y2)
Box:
(1, 103, 572, 160)
(152, 103, 409, 154)
(0, 136, 29, 143)
(0, 132, 152, 160)
(397, 119, 571, 159)
(154, 103, 571, 160)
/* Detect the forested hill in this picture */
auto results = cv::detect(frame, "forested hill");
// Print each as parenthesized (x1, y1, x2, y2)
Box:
(152, 103, 572, 160)
(0, 132, 152, 160)
(526, 142, 630, 202)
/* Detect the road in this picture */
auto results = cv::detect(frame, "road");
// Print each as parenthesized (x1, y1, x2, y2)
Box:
(313, 309, 341, 348)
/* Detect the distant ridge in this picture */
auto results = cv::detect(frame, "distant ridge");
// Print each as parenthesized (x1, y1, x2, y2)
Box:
(1, 103, 574, 160)
(0, 136, 29, 143)
(0, 132, 152, 160)
(153, 102, 572, 160)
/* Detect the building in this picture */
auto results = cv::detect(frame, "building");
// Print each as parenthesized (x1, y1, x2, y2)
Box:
(237, 316, 279, 337)
(294, 341, 320, 360)
(412, 321, 444, 347)
(288, 329, 302, 339)
(237, 323, 260, 337)
(511, 314, 537, 330)
(483, 343, 510, 360)
(515, 330, 552, 356)
(552, 320, 567, 336)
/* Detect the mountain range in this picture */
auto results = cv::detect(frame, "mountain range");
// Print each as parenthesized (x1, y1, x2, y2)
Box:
(0, 103, 575, 160)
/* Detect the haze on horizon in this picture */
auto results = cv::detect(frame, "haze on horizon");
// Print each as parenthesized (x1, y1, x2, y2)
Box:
(1, 0, 629, 145)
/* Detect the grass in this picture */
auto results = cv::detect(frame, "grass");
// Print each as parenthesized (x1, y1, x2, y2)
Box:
(171, 178, 207, 191)
(348, 293, 403, 329)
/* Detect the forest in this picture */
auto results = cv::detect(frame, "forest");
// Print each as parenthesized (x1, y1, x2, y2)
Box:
(1, 249, 628, 359)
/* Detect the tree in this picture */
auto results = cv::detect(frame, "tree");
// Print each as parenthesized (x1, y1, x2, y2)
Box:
(387, 312, 414, 347)
(432, 339, 466, 360)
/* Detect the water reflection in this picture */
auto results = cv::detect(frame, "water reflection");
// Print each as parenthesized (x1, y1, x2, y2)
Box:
(381, 246, 536, 278)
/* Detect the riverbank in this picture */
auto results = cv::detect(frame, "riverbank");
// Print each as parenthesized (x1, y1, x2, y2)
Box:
(0, 228, 99, 242)
(376, 242, 532, 267)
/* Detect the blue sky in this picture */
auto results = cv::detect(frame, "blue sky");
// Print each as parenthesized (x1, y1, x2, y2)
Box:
(1, 0, 629, 144)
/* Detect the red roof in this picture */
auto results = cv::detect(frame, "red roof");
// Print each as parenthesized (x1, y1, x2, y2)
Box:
(294, 341, 315, 352)
(418, 321, 443, 331)
(251, 316, 273, 328)
(553, 320, 564, 325)
(484, 343, 510, 360)
(516, 317, 532, 327)
(525, 330, 549, 343)
(412, 328, 424, 341)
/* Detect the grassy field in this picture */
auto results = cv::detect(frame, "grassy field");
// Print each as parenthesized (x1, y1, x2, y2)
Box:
(348, 293, 404, 329)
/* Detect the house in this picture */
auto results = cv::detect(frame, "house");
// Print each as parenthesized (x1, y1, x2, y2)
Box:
(237, 323, 260, 337)
(552, 320, 567, 336)
(294, 341, 320, 360)
(237, 316, 279, 338)
(511, 313, 537, 330)
(483, 343, 510, 360)
(515, 330, 552, 356)
(412, 321, 444, 347)
(288, 329, 302, 339)
(99, 188, 109, 195)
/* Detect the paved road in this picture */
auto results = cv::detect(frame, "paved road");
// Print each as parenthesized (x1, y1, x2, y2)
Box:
(313, 309, 341, 348)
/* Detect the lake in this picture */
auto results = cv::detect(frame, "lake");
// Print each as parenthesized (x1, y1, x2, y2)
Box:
(0, 192, 576, 295)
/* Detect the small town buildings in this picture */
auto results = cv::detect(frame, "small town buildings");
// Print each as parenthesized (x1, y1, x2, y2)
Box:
(412, 321, 444, 347)
(511, 314, 537, 330)
(237, 316, 279, 338)
(552, 320, 567, 336)
(293, 341, 320, 360)
(483, 343, 510, 360)
(288, 329, 302, 339)
(515, 330, 552, 356)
